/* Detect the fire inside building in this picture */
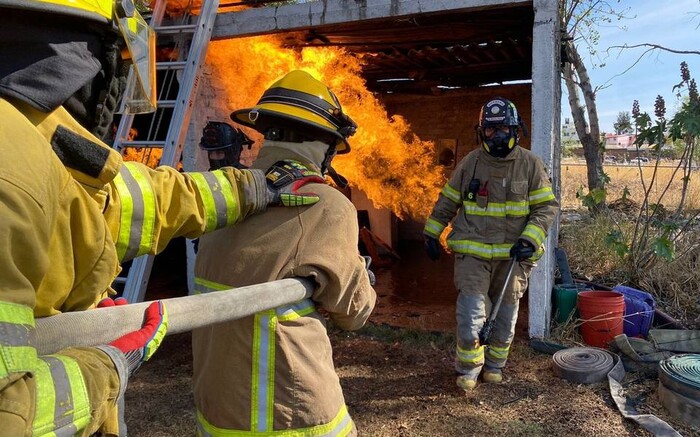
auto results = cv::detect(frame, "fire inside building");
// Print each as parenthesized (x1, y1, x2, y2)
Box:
(119, 0, 560, 338)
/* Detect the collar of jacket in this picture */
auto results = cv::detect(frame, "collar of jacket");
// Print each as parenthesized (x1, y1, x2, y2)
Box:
(15, 98, 122, 189)
(252, 140, 328, 175)
(479, 145, 524, 165)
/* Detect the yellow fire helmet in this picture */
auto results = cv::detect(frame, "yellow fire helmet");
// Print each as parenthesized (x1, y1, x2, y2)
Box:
(231, 70, 357, 154)
(0, 0, 157, 113)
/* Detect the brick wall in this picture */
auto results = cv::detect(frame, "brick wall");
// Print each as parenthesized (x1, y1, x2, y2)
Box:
(381, 85, 532, 241)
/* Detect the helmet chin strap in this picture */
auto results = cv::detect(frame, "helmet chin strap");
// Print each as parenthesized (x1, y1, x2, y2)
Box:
(320, 145, 349, 189)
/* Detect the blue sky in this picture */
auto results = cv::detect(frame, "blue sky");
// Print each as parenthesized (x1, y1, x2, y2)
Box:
(562, 0, 700, 133)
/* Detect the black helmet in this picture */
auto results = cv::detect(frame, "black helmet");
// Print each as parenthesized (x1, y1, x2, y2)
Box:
(477, 97, 524, 158)
(199, 121, 253, 170)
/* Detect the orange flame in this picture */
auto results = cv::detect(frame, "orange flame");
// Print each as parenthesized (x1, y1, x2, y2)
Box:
(206, 35, 445, 220)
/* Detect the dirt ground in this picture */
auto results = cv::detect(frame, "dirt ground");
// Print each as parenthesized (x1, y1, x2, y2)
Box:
(124, 243, 699, 437)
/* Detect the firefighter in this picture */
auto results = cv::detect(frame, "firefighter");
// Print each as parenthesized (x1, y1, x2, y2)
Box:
(191, 70, 377, 436)
(0, 2, 319, 435)
(423, 97, 558, 390)
(199, 121, 254, 169)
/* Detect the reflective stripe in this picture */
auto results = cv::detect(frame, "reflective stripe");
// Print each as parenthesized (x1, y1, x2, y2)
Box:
(487, 344, 511, 361)
(196, 404, 354, 436)
(447, 240, 512, 260)
(456, 344, 485, 366)
(0, 303, 37, 376)
(276, 299, 316, 321)
(528, 186, 555, 205)
(193, 277, 232, 294)
(33, 355, 90, 437)
(189, 170, 240, 233)
(462, 200, 529, 218)
(113, 163, 156, 261)
(251, 311, 275, 432)
(521, 223, 547, 247)
(441, 183, 461, 204)
(423, 217, 446, 239)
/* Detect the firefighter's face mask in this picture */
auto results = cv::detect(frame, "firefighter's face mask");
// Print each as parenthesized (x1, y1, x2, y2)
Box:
(116, 8, 156, 113)
(482, 125, 516, 158)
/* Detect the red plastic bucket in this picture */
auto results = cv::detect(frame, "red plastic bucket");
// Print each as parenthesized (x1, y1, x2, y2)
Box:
(577, 291, 625, 348)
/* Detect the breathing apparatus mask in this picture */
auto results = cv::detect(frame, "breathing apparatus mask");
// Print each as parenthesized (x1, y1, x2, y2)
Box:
(476, 97, 527, 158)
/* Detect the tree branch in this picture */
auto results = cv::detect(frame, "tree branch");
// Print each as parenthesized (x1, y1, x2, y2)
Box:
(610, 43, 700, 56)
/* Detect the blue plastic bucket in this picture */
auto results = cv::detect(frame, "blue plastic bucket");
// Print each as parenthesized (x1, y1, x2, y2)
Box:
(612, 285, 655, 338)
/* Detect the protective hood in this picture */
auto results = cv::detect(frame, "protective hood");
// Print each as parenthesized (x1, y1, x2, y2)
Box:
(0, 12, 102, 113)
(251, 140, 328, 174)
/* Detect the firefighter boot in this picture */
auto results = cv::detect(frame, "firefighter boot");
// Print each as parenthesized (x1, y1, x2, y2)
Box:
(482, 366, 503, 384)
(456, 374, 478, 390)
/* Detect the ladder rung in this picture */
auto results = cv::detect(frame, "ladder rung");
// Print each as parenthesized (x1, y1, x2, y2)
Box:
(156, 100, 177, 108)
(154, 24, 197, 34)
(121, 141, 166, 148)
(112, 277, 127, 285)
(157, 61, 188, 70)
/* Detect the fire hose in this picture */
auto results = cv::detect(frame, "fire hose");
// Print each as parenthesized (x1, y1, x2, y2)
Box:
(35, 278, 314, 356)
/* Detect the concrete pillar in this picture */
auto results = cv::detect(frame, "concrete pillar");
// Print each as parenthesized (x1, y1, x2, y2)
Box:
(528, 0, 561, 339)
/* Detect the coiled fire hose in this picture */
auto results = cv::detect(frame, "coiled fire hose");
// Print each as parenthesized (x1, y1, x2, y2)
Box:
(35, 278, 314, 356)
(553, 347, 682, 436)
(658, 354, 700, 428)
(552, 347, 614, 384)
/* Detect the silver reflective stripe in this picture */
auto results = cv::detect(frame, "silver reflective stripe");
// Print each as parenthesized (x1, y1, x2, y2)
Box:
(40, 356, 78, 437)
(0, 321, 34, 346)
(253, 312, 274, 432)
(118, 165, 146, 260)
(199, 171, 230, 229)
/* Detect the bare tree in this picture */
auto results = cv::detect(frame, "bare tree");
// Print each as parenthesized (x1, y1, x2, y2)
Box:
(561, 0, 630, 212)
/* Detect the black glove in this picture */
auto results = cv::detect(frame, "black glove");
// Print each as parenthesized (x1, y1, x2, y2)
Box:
(510, 239, 535, 261)
(425, 237, 440, 261)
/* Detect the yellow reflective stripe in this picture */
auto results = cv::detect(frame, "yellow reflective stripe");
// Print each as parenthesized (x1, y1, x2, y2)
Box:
(277, 299, 316, 322)
(197, 404, 353, 436)
(126, 164, 157, 257)
(423, 217, 445, 238)
(113, 163, 157, 260)
(193, 277, 232, 294)
(143, 304, 168, 361)
(447, 240, 512, 260)
(521, 223, 546, 247)
(190, 171, 241, 232)
(190, 172, 220, 232)
(0, 303, 37, 377)
(456, 344, 484, 365)
(462, 201, 529, 217)
(441, 183, 461, 204)
(251, 310, 276, 432)
(529, 186, 555, 205)
(33, 355, 90, 436)
(112, 168, 135, 261)
(487, 344, 511, 361)
(212, 170, 241, 227)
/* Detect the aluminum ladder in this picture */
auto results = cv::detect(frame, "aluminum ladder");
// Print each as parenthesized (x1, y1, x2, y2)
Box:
(112, 0, 219, 303)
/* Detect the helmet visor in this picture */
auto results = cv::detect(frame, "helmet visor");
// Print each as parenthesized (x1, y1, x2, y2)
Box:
(117, 10, 156, 113)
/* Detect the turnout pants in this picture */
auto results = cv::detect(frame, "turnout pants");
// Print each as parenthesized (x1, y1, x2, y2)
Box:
(453, 254, 532, 377)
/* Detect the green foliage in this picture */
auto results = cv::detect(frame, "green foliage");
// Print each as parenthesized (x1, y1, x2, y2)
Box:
(614, 111, 632, 134)
(652, 237, 674, 261)
(576, 186, 606, 209)
(604, 230, 630, 257)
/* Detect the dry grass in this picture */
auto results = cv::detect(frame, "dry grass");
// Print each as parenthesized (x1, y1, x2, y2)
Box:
(559, 160, 700, 328)
(560, 161, 700, 210)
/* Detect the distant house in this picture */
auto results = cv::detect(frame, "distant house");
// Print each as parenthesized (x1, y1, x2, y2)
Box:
(561, 117, 579, 142)
(605, 133, 637, 148)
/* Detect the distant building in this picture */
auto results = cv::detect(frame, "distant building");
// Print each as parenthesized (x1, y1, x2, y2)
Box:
(604, 133, 636, 148)
(561, 117, 579, 142)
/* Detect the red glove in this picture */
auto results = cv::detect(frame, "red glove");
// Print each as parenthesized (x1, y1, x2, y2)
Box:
(109, 301, 168, 375)
(97, 297, 129, 307)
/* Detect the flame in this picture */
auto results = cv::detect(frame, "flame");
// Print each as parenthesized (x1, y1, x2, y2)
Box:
(206, 35, 445, 220)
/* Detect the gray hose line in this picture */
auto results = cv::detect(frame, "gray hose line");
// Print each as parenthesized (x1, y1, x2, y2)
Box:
(552, 347, 614, 384)
(35, 278, 314, 355)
